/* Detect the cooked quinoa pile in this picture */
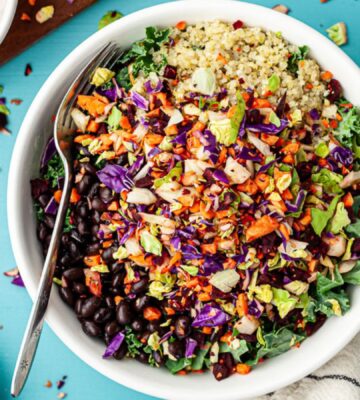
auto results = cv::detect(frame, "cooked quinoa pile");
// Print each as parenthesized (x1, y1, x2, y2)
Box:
(153, 21, 325, 113)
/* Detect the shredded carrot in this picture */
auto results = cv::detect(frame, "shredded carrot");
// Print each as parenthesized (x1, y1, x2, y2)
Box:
(84, 255, 102, 267)
(245, 215, 279, 242)
(321, 71, 333, 81)
(253, 98, 272, 108)
(164, 124, 178, 136)
(86, 120, 100, 133)
(175, 20, 187, 30)
(202, 327, 212, 334)
(120, 115, 132, 130)
(343, 192, 354, 208)
(143, 306, 161, 321)
(54, 190, 62, 203)
(74, 134, 94, 143)
(216, 53, 227, 64)
(254, 173, 270, 191)
(70, 188, 81, 203)
(236, 293, 248, 316)
(236, 364, 251, 375)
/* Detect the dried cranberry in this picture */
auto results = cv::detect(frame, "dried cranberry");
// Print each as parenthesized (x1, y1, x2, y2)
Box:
(327, 79, 342, 103)
(163, 65, 177, 79)
(233, 20, 244, 30)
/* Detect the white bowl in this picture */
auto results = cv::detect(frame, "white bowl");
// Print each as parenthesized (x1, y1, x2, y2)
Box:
(0, 0, 17, 44)
(8, 1, 360, 399)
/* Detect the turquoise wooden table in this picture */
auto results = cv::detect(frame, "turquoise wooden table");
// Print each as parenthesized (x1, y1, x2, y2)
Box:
(0, 0, 359, 399)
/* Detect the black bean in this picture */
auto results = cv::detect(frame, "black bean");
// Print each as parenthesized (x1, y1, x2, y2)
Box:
(146, 321, 161, 333)
(88, 182, 100, 198)
(73, 282, 87, 295)
(91, 197, 106, 211)
(112, 273, 123, 288)
(44, 215, 55, 229)
(87, 243, 101, 255)
(105, 320, 120, 337)
(134, 295, 149, 312)
(63, 267, 84, 281)
(175, 316, 191, 339)
(81, 296, 102, 318)
(76, 201, 88, 218)
(153, 351, 165, 366)
(74, 298, 83, 316)
(38, 223, 48, 241)
(59, 287, 74, 307)
(61, 233, 71, 246)
(69, 241, 79, 257)
(212, 363, 230, 381)
(110, 262, 123, 274)
(136, 352, 149, 364)
(77, 221, 90, 236)
(93, 308, 113, 324)
(113, 344, 127, 360)
(99, 186, 114, 203)
(91, 224, 100, 238)
(105, 296, 115, 309)
(83, 163, 97, 175)
(38, 193, 51, 207)
(168, 341, 184, 359)
(102, 247, 116, 263)
(116, 301, 133, 325)
(131, 319, 145, 332)
(82, 320, 101, 337)
(76, 175, 92, 195)
(191, 331, 205, 348)
(70, 230, 83, 244)
(131, 277, 148, 294)
(92, 211, 101, 224)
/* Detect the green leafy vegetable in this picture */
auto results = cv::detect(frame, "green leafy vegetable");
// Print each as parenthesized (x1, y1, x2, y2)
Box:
(315, 142, 330, 158)
(311, 169, 343, 194)
(268, 74, 280, 92)
(311, 195, 340, 236)
(230, 91, 246, 140)
(165, 357, 192, 373)
(191, 343, 211, 370)
(116, 67, 131, 91)
(326, 22, 347, 46)
(329, 202, 351, 234)
(287, 45, 309, 74)
(345, 196, 360, 238)
(125, 328, 143, 357)
(140, 230, 162, 255)
(0, 104, 10, 116)
(118, 26, 170, 79)
(107, 106, 122, 130)
(343, 261, 360, 284)
(63, 208, 74, 233)
(154, 162, 182, 188)
(334, 106, 360, 159)
(191, 68, 216, 96)
(181, 265, 199, 276)
(272, 288, 298, 318)
(249, 328, 305, 365)
(34, 203, 44, 222)
(98, 10, 123, 30)
(219, 340, 248, 362)
(269, 111, 281, 128)
(43, 154, 65, 188)
(90, 67, 115, 87)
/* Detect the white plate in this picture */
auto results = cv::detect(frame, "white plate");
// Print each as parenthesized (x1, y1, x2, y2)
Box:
(7, 1, 360, 399)
(0, 0, 17, 45)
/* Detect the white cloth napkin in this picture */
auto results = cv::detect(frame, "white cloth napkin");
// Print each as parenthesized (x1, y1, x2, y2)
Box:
(257, 333, 360, 400)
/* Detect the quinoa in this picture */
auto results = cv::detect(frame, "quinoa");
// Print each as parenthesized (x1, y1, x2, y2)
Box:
(154, 20, 325, 114)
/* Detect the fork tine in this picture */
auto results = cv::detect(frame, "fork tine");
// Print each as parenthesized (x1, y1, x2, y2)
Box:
(63, 45, 124, 129)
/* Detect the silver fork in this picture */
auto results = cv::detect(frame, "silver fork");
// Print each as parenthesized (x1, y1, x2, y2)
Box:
(11, 42, 124, 397)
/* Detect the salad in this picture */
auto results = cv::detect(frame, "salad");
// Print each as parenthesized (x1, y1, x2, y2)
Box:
(31, 20, 360, 380)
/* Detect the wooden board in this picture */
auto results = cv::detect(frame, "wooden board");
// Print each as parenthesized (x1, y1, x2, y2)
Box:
(0, 0, 97, 65)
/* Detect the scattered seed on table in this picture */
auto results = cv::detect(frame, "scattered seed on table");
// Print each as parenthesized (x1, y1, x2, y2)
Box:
(44, 380, 52, 388)
(24, 64, 33, 76)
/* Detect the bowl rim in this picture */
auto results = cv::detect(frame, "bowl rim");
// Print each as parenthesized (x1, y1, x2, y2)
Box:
(7, 1, 360, 399)
(0, 0, 17, 45)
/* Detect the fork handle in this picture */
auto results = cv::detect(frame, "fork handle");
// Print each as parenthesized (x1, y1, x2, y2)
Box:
(11, 167, 72, 397)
